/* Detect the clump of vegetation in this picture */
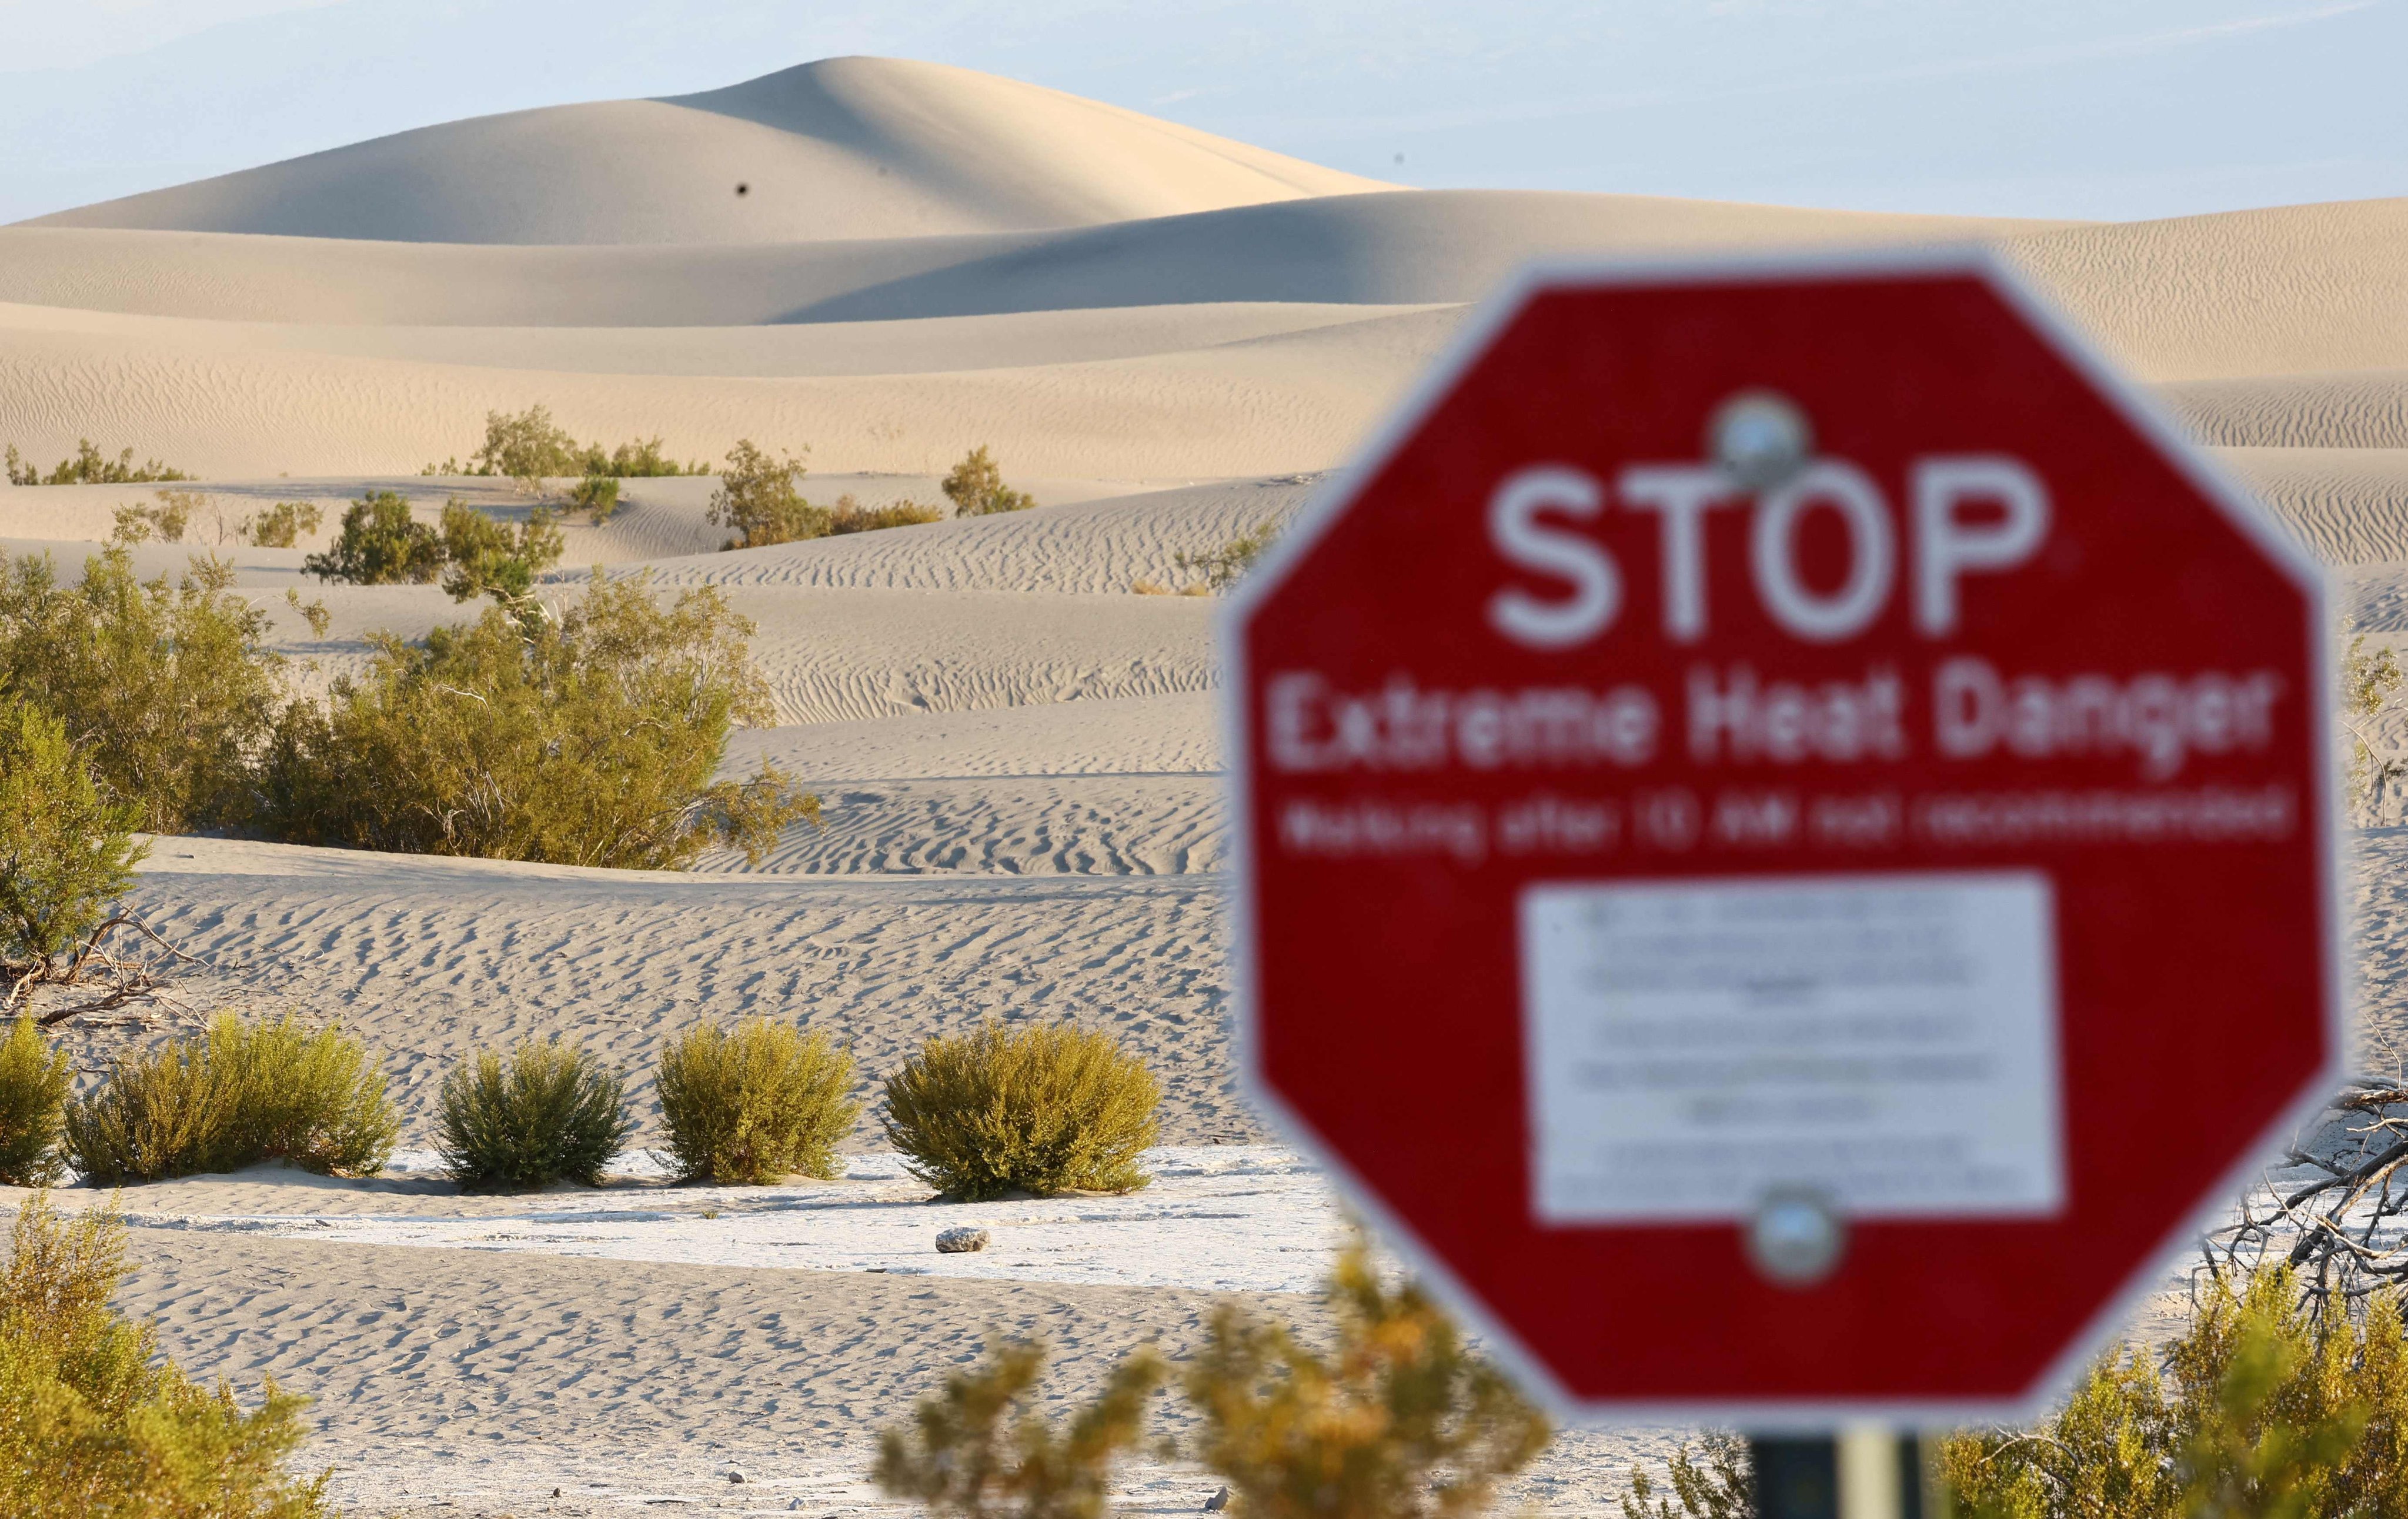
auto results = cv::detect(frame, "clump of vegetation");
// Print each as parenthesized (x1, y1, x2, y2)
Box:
(876, 1338, 1168, 1519)
(880, 1021, 1160, 1201)
(303, 490, 442, 585)
(827, 494, 944, 535)
(245, 501, 323, 549)
(0, 1193, 331, 1517)
(657, 1019, 857, 1184)
(423, 406, 703, 486)
(709, 439, 826, 549)
(0, 1015, 70, 1185)
(0, 696, 148, 1005)
(942, 446, 1036, 518)
(63, 1012, 399, 1184)
(2343, 634, 2403, 822)
(1129, 577, 1212, 597)
(437, 499, 562, 602)
(108, 489, 199, 545)
(567, 474, 620, 523)
(1616, 1436, 1751, 1519)
(1180, 520, 1280, 594)
(436, 1039, 633, 1190)
(1184, 1236, 1553, 1519)
(261, 575, 817, 867)
(4, 440, 189, 486)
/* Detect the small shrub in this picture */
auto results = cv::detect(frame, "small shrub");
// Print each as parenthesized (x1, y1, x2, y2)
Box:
(709, 439, 826, 549)
(568, 473, 620, 522)
(0, 1016, 69, 1185)
(1183, 1236, 1553, 1519)
(875, 1338, 1167, 1519)
(437, 499, 563, 603)
(1938, 1265, 2408, 1517)
(436, 1039, 634, 1190)
(0, 1193, 330, 1517)
(1130, 578, 1210, 597)
(3, 439, 189, 486)
(941, 446, 1036, 518)
(0, 696, 146, 980)
(657, 1019, 857, 1184)
(827, 494, 944, 535)
(1616, 1435, 1751, 1519)
(0, 547, 282, 832)
(63, 1012, 398, 1184)
(880, 1021, 1160, 1201)
(1173, 520, 1280, 594)
(244, 501, 323, 548)
(303, 490, 442, 585)
(2343, 633, 2404, 822)
(259, 575, 819, 868)
(108, 488, 201, 545)
(590, 435, 699, 478)
(472, 403, 585, 490)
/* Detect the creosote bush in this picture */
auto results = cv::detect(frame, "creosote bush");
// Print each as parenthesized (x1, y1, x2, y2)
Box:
(0, 1193, 330, 1517)
(437, 499, 563, 603)
(0, 1015, 69, 1186)
(657, 1019, 857, 1184)
(567, 473, 620, 523)
(942, 445, 1036, 517)
(63, 1012, 399, 1184)
(304, 490, 441, 585)
(828, 494, 944, 535)
(245, 501, 323, 549)
(880, 1021, 1160, 1201)
(4, 439, 189, 486)
(261, 575, 818, 868)
(875, 1338, 1167, 1519)
(422, 405, 703, 486)
(0, 696, 146, 984)
(0, 546, 280, 832)
(709, 439, 824, 549)
(437, 1039, 634, 1190)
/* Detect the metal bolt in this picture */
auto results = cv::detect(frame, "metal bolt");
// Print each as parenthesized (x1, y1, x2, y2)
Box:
(1749, 1190, 1846, 1287)
(1709, 390, 1813, 492)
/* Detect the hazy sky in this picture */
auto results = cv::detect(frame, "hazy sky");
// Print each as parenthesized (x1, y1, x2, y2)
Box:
(1, 0, 2399, 225)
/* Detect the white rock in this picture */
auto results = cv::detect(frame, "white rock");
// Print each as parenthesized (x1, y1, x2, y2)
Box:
(936, 1226, 991, 1253)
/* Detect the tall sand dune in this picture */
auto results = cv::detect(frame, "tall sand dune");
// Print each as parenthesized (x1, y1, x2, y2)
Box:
(24, 56, 1391, 245)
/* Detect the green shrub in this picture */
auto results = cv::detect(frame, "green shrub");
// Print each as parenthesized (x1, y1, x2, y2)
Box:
(437, 499, 562, 603)
(875, 1338, 1167, 1519)
(941, 446, 1036, 518)
(244, 502, 322, 549)
(0, 696, 146, 980)
(303, 490, 442, 585)
(827, 495, 945, 535)
(436, 1039, 633, 1190)
(0, 1016, 69, 1186)
(3, 439, 189, 486)
(709, 439, 826, 549)
(657, 1019, 857, 1184)
(0, 547, 280, 832)
(471, 403, 585, 489)
(568, 473, 620, 523)
(63, 1012, 397, 1184)
(589, 435, 698, 478)
(259, 575, 818, 868)
(1616, 1436, 1752, 1519)
(0, 1192, 330, 1517)
(880, 1021, 1160, 1201)
(108, 489, 199, 545)
(1173, 520, 1280, 594)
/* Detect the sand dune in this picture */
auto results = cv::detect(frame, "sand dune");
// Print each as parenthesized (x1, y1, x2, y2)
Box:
(2219, 448, 2408, 565)
(713, 775, 1227, 876)
(2161, 368, 2408, 449)
(724, 693, 1220, 781)
(27, 58, 1391, 246)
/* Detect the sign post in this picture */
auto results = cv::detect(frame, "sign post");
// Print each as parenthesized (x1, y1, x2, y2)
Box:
(1224, 249, 2342, 1450)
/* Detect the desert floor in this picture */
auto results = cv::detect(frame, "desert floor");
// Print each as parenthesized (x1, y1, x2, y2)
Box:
(5, 52, 2408, 1518)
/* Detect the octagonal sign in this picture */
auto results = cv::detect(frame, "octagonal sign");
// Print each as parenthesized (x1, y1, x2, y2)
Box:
(1224, 248, 2343, 1423)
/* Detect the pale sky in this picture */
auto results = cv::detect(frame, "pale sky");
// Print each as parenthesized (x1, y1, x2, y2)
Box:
(1, 0, 2399, 225)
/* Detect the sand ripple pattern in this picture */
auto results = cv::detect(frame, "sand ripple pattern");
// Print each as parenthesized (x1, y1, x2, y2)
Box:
(700, 776, 1227, 876)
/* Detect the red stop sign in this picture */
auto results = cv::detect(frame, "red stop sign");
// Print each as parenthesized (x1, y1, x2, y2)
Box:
(1225, 249, 2343, 1422)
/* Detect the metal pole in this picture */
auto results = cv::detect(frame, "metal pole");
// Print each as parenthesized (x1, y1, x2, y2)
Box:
(1751, 1430, 1925, 1519)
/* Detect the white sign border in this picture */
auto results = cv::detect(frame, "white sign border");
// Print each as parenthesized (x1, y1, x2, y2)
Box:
(1217, 242, 2350, 1431)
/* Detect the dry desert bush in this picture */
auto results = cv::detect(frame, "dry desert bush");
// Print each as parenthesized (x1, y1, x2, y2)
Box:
(875, 1337, 1168, 1519)
(3, 438, 189, 486)
(880, 1021, 1160, 1201)
(942, 445, 1036, 517)
(246, 500, 323, 548)
(261, 575, 818, 867)
(657, 1019, 857, 1184)
(709, 438, 826, 548)
(0, 1016, 69, 1186)
(1133, 520, 1280, 596)
(305, 490, 563, 603)
(437, 1038, 634, 1190)
(422, 404, 703, 490)
(0, 1193, 330, 1517)
(829, 493, 944, 534)
(0, 697, 147, 997)
(64, 1011, 398, 1184)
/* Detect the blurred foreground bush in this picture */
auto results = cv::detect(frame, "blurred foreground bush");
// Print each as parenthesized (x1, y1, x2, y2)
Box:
(261, 575, 816, 868)
(0, 1016, 69, 1186)
(64, 1012, 398, 1184)
(881, 1021, 1158, 1201)
(0, 1193, 330, 1516)
(438, 1039, 633, 1190)
(657, 1019, 856, 1184)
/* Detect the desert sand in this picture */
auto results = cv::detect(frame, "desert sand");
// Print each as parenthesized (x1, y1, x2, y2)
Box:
(5, 50, 2408, 1518)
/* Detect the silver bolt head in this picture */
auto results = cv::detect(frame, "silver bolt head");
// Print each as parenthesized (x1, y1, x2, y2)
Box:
(1748, 1189, 1846, 1287)
(1708, 390, 1813, 492)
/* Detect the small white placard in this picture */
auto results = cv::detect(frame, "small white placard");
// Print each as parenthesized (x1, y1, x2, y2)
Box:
(1520, 872, 2064, 1223)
